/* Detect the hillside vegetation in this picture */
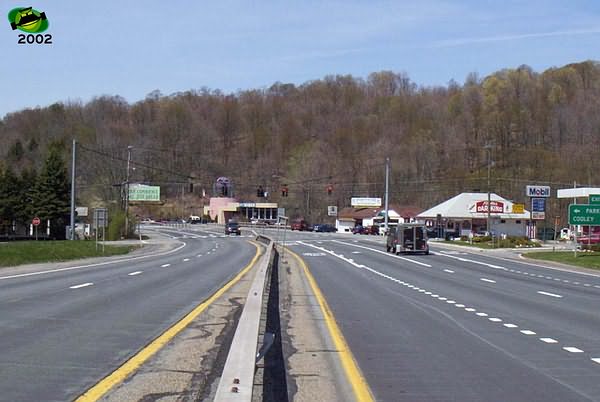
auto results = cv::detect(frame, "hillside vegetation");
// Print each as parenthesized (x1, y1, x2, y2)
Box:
(1, 61, 599, 222)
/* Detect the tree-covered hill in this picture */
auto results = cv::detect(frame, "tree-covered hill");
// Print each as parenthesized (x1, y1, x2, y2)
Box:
(2, 61, 599, 222)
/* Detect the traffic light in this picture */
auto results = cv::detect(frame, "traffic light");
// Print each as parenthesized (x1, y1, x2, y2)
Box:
(281, 185, 288, 197)
(257, 186, 265, 198)
(327, 184, 333, 196)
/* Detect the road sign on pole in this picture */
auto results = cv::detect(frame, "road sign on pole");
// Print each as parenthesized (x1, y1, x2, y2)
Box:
(32, 217, 40, 226)
(589, 194, 600, 205)
(569, 204, 600, 225)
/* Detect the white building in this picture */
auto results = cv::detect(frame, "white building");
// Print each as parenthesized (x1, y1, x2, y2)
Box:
(417, 193, 532, 237)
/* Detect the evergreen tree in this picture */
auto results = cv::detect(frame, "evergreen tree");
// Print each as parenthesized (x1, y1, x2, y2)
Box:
(31, 145, 70, 239)
(0, 166, 21, 234)
(17, 167, 37, 223)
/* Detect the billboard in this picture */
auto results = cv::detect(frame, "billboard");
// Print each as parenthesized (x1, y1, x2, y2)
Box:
(129, 184, 160, 201)
(351, 197, 381, 207)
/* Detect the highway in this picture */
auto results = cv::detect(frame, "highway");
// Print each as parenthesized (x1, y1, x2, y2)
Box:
(273, 229, 600, 402)
(0, 226, 257, 402)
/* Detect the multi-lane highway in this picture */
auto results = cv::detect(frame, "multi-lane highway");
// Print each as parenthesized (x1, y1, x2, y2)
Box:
(0, 225, 257, 402)
(273, 229, 600, 402)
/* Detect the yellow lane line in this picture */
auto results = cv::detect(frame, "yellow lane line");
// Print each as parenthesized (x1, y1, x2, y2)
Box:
(288, 248, 375, 402)
(76, 243, 262, 402)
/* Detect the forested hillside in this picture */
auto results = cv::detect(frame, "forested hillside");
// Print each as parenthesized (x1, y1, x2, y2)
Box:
(1, 61, 599, 222)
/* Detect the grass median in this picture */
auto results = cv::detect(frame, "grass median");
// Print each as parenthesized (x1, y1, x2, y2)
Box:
(0, 241, 135, 267)
(523, 251, 600, 270)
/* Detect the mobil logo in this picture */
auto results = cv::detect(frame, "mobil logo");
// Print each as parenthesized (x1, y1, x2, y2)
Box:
(526, 185, 551, 198)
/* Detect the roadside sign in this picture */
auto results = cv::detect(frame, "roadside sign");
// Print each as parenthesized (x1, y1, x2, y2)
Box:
(94, 208, 108, 228)
(526, 185, 551, 197)
(327, 206, 338, 216)
(589, 194, 600, 205)
(32, 217, 40, 226)
(569, 204, 600, 225)
(531, 198, 546, 220)
(512, 203, 525, 214)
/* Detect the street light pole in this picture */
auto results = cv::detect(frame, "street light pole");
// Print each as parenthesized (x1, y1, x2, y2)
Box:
(485, 144, 492, 241)
(125, 145, 132, 238)
(384, 157, 390, 233)
(70, 139, 76, 240)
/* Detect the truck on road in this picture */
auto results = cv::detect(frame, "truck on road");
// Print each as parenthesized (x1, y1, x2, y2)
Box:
(386, 223, 429, 255)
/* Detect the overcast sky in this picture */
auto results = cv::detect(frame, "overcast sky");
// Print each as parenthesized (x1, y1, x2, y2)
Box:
(2, 0, 600, 117)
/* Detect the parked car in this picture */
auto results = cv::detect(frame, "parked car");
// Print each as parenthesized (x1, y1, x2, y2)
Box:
(291, 219, 311, 231)
(352, 225, 368, 235)
(577, 233, 600, 245)
(366, 225, 380, 235)
(313, 223, 337, 232)
(225, 221, 241, 235)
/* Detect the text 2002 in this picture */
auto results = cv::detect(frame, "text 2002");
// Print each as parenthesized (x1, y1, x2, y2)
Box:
(18, 34, 52, 44)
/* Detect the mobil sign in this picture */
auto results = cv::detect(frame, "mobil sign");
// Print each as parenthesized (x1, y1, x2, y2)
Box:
(526, 185, 551, 198)
(475, 200, 504, 213)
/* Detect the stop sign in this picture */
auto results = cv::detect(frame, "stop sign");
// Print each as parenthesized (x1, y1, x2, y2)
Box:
(32, 217, 41, 226)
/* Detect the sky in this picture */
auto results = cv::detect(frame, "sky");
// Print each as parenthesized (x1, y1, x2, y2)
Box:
(2, 0, 600, 117)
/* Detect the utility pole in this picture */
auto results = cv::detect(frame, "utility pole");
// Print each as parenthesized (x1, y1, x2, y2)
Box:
(384, 157, 390, 233)
(125, 145, 133, 238)
(485, 144, 492, 239)
(70, 139, 76, 240)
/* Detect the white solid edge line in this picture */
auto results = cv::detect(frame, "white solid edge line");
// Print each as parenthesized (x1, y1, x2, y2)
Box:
(0, 241, 187, 281)
(70, 282, 93, 289)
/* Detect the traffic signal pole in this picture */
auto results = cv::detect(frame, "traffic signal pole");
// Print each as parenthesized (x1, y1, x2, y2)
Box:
(384, 157, 390, 233)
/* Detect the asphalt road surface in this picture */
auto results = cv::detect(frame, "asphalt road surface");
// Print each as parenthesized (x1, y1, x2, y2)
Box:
(0, 225, 257, 402)
(270, 228, 600, 402)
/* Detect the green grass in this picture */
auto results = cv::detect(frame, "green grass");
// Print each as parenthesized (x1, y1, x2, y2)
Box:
(0, 241, 135, 267)
(523, 251, 600, 270)
(444, 240, 540, 250)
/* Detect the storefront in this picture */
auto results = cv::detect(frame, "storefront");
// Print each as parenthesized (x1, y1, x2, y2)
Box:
(417, 193, 531, 237)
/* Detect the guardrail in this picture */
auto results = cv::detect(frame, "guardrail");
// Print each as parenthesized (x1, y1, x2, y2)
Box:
(214, 235, 274, 401)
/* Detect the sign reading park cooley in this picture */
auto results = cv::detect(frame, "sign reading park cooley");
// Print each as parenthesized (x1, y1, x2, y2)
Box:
(569, 204, 600, 225)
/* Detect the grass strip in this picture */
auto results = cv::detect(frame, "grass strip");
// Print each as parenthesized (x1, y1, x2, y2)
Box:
(0, 241, 134, 267)
(523, 251, 600, 270)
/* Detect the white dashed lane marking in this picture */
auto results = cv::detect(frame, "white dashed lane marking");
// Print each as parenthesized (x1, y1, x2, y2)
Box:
(563, 347, 584, 353)
(183, 258, 190, 262)
(520, 330, 536, 335)
(480, 278, 496, 283)
(70, 282, 93, 289)
(128, 271, 142, 276)
(540, 338, 558, 344)
(503, 324, 518, 328)
(592, 358, 600, 365)
(443, 269, 455, 273)
(161, 264, 171, 268)
(537, 291, 563, 298)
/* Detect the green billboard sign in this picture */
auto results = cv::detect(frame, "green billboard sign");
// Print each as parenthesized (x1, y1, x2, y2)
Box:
(129, 184, 160, 201)
(569, 204, 600, 225)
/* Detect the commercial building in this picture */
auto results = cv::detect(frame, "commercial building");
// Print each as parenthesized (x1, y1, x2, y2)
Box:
(417, 192, 532, 237)
(336, 205, 423, 233)
(204, 198, 279, 224)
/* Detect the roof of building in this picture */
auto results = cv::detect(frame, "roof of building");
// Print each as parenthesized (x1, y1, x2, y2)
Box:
(338, 204, 423, 220)
(417, 192, 530, 219)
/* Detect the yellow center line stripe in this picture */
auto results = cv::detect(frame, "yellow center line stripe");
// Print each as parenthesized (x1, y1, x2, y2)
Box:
(287, 248, 375, 402)
(75, 242, 262, 402)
